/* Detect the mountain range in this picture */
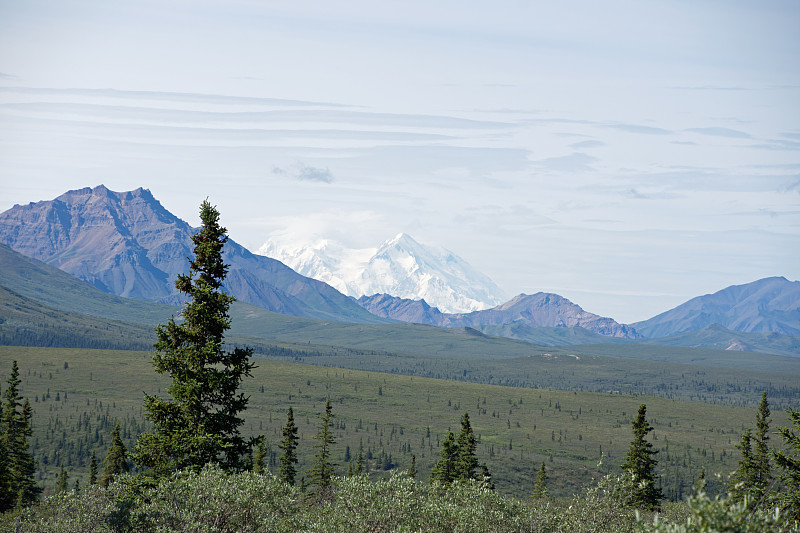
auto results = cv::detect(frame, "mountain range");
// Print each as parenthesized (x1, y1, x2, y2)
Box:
(0, 185, 387, 324)
(259, 233, 506, 313)
(632, 276, 800, 337)
(2, 239, 798, 363)
(356, 292, 640, 338)
(0, 185, 798, 356)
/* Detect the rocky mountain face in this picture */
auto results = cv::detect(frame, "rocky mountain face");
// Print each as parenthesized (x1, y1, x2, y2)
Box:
(0, 185, 388, 324)
(259, 233, 506, 313)
(357, 291, 641, 339)
(632, 277, 800, 338)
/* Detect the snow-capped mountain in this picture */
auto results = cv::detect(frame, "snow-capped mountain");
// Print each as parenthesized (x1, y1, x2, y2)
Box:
(258, 233, 507, 313)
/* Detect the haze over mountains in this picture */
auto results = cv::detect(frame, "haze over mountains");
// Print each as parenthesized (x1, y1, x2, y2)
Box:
(259, 232, 506, 314)
(0, 185, 798, 356)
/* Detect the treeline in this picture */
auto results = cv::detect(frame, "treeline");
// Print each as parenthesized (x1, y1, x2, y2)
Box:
(0, 324, 155, 351)
(273, 349, 800, 409)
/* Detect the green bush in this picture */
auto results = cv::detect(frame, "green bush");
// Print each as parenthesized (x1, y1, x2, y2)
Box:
(642, 488, 795, 533)
(10, 465, 793, 533)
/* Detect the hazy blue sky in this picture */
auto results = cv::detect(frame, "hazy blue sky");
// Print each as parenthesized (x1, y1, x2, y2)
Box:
(1, 0, 798, 322)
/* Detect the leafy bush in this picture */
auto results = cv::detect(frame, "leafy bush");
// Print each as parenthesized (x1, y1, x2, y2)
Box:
(10, 465, 791, 533)
(642, 488, 795, 533)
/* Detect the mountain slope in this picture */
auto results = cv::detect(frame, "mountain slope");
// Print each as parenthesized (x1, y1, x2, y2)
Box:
(633, 277, 800, 338)
(643, 323, 800, 357)
(0, 185, 388, 324)
(259, 233, 506, 313)
(357, 292, 641, 339)
(0, 285, 156, 350)
(0, 242, 175, 325)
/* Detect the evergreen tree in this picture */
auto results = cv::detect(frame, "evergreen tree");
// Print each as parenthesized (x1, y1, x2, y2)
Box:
(730, 392, 773, 505)
(0, 426, 7, 512)
(88, 451, 98, 485)
(309, 399, 336, 493)
(252, 436, 268, 474)
(455, 412, 479, 482)
(278, 407, 299, 484)
(752, 391, 772, 499)
(1, 361, 40, 511)
(56, 465, 69, 493)
(480, 464, 495, 490)
(621, 404, 663, 510)
(431, 431, 457, 484)
(729, 428, 757, 503)
(532, 461, 548, 498)
(772, 408, 800, 521)
(355, 449, 363, 474)
(13, 399, 39, 509)
(134, 200, 255, 476)
(100, 421, 129, 488)
(431, 413, 488, 486)
(409, 454, 417, 479)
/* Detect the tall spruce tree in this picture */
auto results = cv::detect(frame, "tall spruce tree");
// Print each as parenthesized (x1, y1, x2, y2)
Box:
(532, 461, 548, 498)
(730, 428, 757, 503)
(455, 412, 479, 482)
(309, 399, 336, 493)
(621, 404, 663, 510)
(134, 200, 255, 476)
(88, 451, 98, 486)
(752, 391, 772, 499)
(431, 413, 488, 486)
(252, 436, 268, 474)
(0, 424, 7, 512)
(278, 407, 299, 484)
(431, 431, 457, 484)
(100, 421, 129, 488)
(55, 465, 69, 493)
(1, 361, 40, 511)
(773, 408, 800, 521)
(730, 391, 773, 505)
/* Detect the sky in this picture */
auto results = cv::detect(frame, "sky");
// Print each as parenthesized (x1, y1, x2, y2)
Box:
(0, 0, 798, 323)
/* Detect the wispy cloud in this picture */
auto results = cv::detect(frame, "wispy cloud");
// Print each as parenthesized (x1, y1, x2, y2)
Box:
(273, 162, 334, 183)
(748, 139, 800, 151)
(532, 152, 597, 172)
(0, 86, 352, 108)
(781, 177, 800, 194)
(605, 123, 672, 135)
(685, 127, 751, 139)
(623, 188, 682, 200)
(569, 140, 605, 149)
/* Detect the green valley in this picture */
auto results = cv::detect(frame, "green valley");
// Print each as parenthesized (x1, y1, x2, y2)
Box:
(1, 345, 790, 502)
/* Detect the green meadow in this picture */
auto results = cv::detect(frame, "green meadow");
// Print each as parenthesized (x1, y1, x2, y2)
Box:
(2, 345, 789, 501)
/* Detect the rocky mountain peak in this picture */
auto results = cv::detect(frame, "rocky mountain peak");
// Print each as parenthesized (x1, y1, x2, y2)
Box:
(0, 186, 387, 324)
